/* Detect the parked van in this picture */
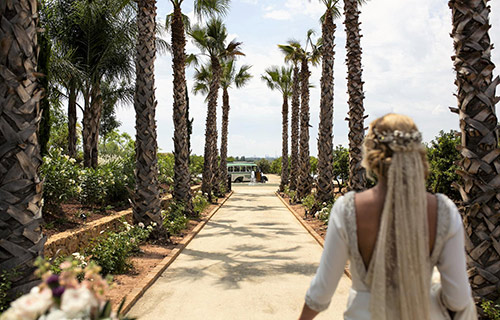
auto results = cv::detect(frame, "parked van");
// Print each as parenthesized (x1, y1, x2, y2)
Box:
(227, 162, 267, 183)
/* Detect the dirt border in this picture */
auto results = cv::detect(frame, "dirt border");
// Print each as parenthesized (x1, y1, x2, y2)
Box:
(275, 191, 351, 279)
(121, 190, 234, 314)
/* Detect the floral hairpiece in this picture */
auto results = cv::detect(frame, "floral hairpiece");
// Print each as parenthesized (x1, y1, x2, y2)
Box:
(373, 129, 422, 151)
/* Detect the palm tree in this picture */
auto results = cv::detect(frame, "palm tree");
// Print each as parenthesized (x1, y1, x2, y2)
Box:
(344, 0, 367, 191)
(133, 0, 162, 226)
(285, 32, 321, 201)
(449, 0, 500, 301)
(220, 61, 252, 191)
(279, 42, 302, 192)
(167, 0, 230, 214)
(261, 66, 293, 192)
(316, 0, 340, 204)
(0, 0, 46, 295)
(190, 18, 243, 200)
(71, 0, 136, 168)
(169, 0, 193, 215)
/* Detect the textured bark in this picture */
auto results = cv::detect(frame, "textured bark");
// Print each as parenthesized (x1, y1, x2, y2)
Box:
(289, 65, 301, 191)
(82, 91, 91, 167)
(220, 87, 230, 191)
(280, 95, 289, 192)
(0, 0, 46, 295)
(449, 0, 500, 301)
(317, 10, 335, 204)
(201, 56, 221, 201)
(171, 5, 192, 214)
(133, 0, 161, 226)
(297, 59, 312, 200)
(68, 80, 77, 158)
(89, 84, 102, 168)
(344, 0, 366, 192)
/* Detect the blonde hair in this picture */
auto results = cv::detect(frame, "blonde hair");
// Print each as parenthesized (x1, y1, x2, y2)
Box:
(362, 114, 431, 320)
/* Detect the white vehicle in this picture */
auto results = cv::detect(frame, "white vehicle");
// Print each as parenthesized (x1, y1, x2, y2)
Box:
(227, 162, 267, 183)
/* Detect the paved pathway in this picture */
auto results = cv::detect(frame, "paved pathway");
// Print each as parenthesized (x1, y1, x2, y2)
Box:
(128, 179, 351, 319)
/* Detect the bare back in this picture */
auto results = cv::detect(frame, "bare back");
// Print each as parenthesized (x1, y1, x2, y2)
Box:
(354, 188, 438, 269)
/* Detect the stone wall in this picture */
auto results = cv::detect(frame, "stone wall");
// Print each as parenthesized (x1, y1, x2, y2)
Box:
(43, 186, 201, 257)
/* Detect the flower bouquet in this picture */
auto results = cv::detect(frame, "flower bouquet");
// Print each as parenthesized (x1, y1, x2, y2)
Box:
(0, 258, 133, 320)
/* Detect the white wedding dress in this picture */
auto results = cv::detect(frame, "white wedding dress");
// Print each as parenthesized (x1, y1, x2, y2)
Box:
(305, 191, 473, 319)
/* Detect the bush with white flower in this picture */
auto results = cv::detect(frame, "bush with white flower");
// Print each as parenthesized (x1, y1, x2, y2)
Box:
(314, 201, 335, 225)
(41, 148, 80, 205)
(0, 258, 133, 320)
(85, 221, 155, 275)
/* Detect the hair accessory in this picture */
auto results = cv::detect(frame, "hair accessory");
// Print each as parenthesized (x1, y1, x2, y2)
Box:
(373, 129, 422, 152)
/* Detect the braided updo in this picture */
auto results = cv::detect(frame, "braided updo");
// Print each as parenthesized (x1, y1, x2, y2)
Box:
(362, 113, 429, 179)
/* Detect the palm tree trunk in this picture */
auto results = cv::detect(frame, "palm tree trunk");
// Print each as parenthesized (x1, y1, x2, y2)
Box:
(82, 88, 92, 167)
(297, 59, 312, 201)
(344, 0, 366, 192)
(171, 4, 192, 214)
(89, 83, 102, 168)
(68, 79, 77, 159)
(133, 0, 162, 226)
(220, 87, 230, 192)
(0, 0, 46, 296)
(290, 65, 301, 191)
(202, 56, 221, 201)
(317, 9, 335, 204)
(449, 0, 500, 301)
(280, 95, 289, 192)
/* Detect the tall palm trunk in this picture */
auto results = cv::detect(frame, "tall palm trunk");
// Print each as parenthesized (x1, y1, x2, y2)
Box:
(0, 0, 46, 295)
(202, 56, 221, 201)
(89, 83, 102, 168)
(297, 59, 312, 200)
(171, 5, 192, 214)
(68, 79, 77, 158)
(133, 0, 162, 226)
(449, 0, 500, 301)
(317, 9, 335, 204)
(344, 0, 366, 191)
(220, 87, 230, 191)
(280, 95, 289, 192)
(290, 65, 301, 191)
(82, 89, 91, 167)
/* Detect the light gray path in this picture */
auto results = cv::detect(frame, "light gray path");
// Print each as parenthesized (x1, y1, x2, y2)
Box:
(128, 180, 351, 319)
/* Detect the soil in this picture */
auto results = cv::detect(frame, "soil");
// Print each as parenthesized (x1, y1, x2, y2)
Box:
(277, 193, 329, 240)
(104, 201, 220, 309)
(42, 202, 129, 238)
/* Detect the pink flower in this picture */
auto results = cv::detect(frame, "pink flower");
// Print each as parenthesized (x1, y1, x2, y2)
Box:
(60, 287, 98, 318)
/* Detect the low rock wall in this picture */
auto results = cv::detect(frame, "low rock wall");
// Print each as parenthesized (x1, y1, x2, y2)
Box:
(43, 185, 202, 257)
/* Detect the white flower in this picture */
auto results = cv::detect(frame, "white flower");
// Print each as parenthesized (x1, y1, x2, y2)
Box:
(8, 287, 53, 320)
(76, 186, 83, 194)
(60, 287, 98, 318)
(64, 155, 70, 160)
(69, 158, 76, 164)
(138, 222, 145, 228)
(39, 309, 69, 320)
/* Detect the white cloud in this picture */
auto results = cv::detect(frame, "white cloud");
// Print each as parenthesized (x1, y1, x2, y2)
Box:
(116, 0, 500, 157)
(264, 9, 293, 21)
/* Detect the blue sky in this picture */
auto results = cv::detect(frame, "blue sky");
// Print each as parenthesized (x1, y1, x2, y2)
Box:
(115, 0, 500, 158)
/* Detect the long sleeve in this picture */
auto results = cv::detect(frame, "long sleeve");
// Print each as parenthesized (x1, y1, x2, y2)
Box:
(305, 197, 349, 312)
(437, 198, 472, 312)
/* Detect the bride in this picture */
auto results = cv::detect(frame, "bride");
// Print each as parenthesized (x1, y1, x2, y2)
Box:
(299, 114, 476, 320)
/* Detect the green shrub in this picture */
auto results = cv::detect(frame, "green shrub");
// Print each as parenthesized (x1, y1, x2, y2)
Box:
(315, 201, 334, 225)
(426, 130, 461, 201)
(162, 201, 188, 236)
(40, 148, 80, 205)
(189, 155, 204, 183)
(302, 193, 317, 213)
(158, 153, 175, 188)
(270, 157, 281, 175)
(86, 221, 153, 275)
(482, 300, 500, 320)
(0, 268, 20, 312)
(256, 159, 271, 173)
(192, 194, 209, 215)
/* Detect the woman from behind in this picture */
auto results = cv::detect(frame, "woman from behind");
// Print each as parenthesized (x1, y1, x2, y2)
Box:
(299, 113, 476, 319)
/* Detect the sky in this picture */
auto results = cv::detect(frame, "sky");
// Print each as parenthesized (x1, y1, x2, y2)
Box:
(114, 0, 500, 158)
